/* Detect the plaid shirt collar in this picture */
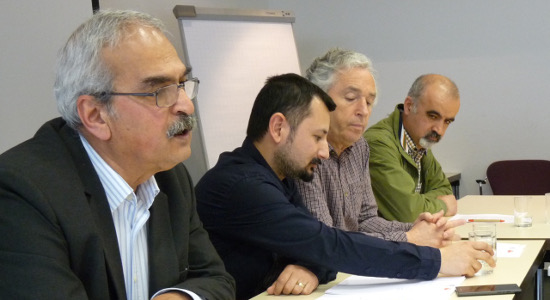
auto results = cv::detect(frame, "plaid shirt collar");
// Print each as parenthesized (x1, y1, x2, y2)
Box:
(400, 122, 426, 193)
(402, 128, 426, 164)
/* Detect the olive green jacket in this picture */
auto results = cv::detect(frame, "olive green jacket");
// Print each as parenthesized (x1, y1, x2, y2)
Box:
(364, 104, 452, 223)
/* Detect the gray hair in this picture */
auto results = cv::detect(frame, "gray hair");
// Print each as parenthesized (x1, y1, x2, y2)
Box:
(53, 10, 167, 129)
(305, 48, 377, 103)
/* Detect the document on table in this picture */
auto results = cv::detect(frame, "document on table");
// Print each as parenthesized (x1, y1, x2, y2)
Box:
(451, 213, 514, 223)
(497, 242, 526, 258)
(316, 275, 465, 300)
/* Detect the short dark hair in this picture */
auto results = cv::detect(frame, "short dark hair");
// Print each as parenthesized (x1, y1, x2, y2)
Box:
(246, 73, 336, 142)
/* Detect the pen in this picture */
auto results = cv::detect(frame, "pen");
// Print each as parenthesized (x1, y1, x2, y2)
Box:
(468, 219, 505, 222)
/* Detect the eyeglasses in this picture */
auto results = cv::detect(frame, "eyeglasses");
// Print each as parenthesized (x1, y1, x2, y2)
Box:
(105, 78, 199, 108)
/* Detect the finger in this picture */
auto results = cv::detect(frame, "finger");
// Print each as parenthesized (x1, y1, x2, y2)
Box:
(434, 217, 448, 228)
(466, 260, 482, 277)
(432, 210, 445, 221)
(282, 277, 298, 295)
(413, 212, 429, 224)
(302, 282, 316, 295)
(470, 241, 494, 255)
(291, 281, 306, 295)
(442, 228, 455, 239)
(269, 276, 289, 295)
(269, 281, 284, 295)
(478, 251, 496, 267)
(444, 218, 466, 230)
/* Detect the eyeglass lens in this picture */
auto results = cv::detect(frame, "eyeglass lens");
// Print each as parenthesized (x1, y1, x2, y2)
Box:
(157, 80, 198, 107)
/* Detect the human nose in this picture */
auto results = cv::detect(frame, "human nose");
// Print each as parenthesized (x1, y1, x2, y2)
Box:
(318, 139, 330, 160)
(433, 120, 447, 135)
(172, 86, 195, 115)
(357, 98, 369, 116)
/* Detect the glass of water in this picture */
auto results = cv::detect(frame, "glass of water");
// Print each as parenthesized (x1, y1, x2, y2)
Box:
(514, 196, 532, 227)
(468, 223, 497, 275)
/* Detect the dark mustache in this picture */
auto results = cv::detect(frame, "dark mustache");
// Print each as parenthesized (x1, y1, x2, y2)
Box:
(310, 157, 322, 165)
(166, 114, 197, 138)
(425, 131, 441, 140)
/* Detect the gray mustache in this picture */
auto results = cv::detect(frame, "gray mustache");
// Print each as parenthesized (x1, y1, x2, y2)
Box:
(166, 114, 197, 138)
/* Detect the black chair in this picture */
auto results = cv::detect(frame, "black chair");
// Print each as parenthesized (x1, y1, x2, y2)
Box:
(483, 160, 550, 195)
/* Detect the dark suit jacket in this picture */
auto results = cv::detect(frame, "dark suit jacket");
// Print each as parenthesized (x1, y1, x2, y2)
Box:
(0, 118, 235, 299)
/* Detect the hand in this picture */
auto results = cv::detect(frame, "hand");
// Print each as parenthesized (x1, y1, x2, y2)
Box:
(407, 211, 464, 248)
(152, 292, 192, 300)
(267, 264, 319, 296)
(439, 241, 496, 277)
(437, 194, 457, 216)
(406, 219, 445, 248)
(440, 218, 466, 242)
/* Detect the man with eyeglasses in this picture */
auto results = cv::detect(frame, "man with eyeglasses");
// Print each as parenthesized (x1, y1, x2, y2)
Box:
(0, 10, 234, 300)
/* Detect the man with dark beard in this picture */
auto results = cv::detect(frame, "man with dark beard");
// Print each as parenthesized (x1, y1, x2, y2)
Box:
(364, 74, 460, 223)
(0, 10, 234, 300)
(196, 73, 492, 300)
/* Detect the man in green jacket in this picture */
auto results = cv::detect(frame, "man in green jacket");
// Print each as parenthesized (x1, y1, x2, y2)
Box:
(364, 74, 460, 223)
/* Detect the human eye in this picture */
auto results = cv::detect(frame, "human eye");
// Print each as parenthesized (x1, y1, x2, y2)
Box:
(428, 113, 439, 120)
(344, 95, 357, 102)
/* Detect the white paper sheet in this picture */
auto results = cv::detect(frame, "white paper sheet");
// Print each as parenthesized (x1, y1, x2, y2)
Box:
(317, 275, 465, 300)
(497, 242, 526, 257)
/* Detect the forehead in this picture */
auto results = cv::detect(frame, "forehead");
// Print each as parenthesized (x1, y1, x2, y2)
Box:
(102, 26, 186, 85)
(418, 84, 460, 117)
(297, 97, 330, 130)
(331, 67, 376, 94)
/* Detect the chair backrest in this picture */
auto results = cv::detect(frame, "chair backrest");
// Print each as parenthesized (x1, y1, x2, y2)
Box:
(487, 160, 550, 195)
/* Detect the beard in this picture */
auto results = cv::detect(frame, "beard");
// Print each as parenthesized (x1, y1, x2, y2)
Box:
(166, 114, 197, 138)
(419, 131, 441, 149)
(273, 141, 321, 182)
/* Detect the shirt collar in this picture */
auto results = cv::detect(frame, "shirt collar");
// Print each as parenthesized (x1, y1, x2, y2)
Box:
(79, 135, 159, 212)
(399, 116, 426, 161)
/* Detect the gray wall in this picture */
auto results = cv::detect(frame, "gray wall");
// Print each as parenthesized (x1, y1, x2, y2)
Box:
(4, 0, 550, 197)
(0, 1, 91, 153)
(271, 0, 550, 197)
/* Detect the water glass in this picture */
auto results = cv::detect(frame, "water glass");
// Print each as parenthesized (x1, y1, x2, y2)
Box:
(468, 223, 497, 275)
(514, 196, 532, 227)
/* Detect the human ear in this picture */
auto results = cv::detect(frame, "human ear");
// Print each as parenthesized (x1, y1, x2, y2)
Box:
(268, 112, 290, 144)
(404, 96, 414, 115)
(77, 95, 112, 141)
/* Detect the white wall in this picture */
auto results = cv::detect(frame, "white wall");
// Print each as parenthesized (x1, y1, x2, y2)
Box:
(267, 0, 550, 196)
(0, 1, 91, 153)
(4, 0, 550, 197)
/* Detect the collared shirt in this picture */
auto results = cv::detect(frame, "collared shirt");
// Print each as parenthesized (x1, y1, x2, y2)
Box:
(400, 125, 427, 193)
(296, 137, 412, 241)
(81, 135, 157, 300)
(81, 136, 203, 300)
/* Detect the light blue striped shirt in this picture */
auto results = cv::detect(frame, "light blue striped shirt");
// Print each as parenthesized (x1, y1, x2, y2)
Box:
(80, 136, 201, 300)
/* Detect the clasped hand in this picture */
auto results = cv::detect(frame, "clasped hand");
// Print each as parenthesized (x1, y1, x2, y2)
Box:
(406, 210, 464, 248)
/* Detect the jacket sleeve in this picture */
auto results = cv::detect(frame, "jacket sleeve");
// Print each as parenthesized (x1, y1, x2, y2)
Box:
(367, 135, 451, 223)
(358, 148, 413, 241)
(201, 174, 441, 281)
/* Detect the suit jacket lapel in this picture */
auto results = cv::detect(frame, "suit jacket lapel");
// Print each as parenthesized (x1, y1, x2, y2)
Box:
(60, 124, 128, 299)
(148, 191, 179, 294)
